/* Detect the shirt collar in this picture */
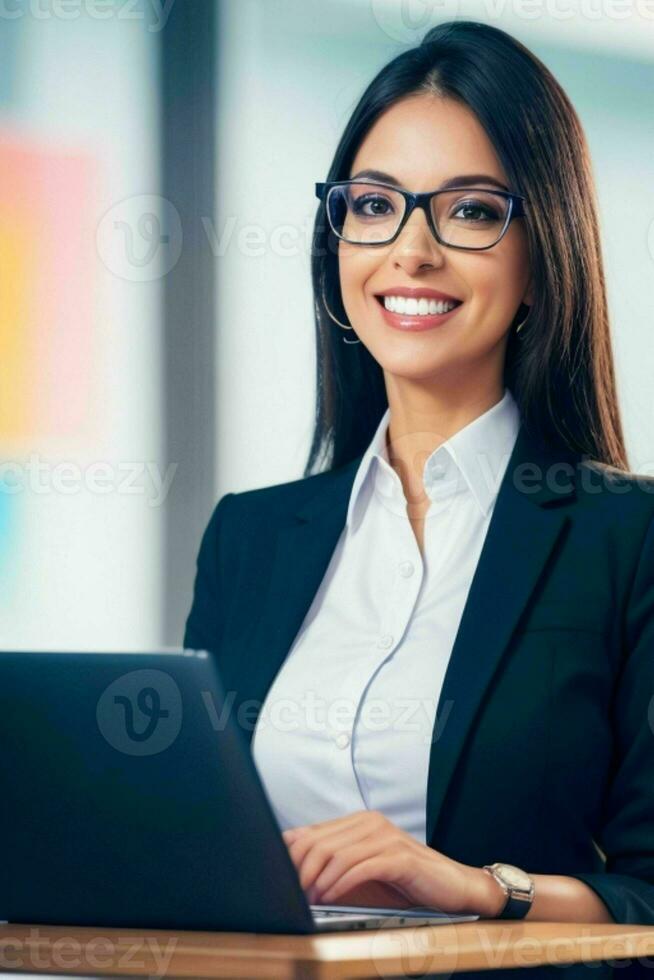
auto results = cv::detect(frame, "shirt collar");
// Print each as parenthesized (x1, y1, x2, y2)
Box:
(346, 387, 521, 533)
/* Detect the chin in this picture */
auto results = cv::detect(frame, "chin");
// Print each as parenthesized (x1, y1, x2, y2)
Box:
(377, 356, 460, 382)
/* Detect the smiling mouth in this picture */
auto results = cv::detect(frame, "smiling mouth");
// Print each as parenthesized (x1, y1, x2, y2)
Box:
(374, 295, 463, 317)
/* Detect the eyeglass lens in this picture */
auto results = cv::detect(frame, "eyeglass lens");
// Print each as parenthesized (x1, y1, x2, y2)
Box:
(326, 182, 511, 248)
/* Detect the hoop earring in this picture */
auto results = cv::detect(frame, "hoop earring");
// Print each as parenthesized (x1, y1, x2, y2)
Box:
(321, 287, 361, 345)
(515, 305, 531, 335)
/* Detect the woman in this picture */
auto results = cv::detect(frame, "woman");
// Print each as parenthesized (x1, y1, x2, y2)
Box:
(184, 20, 654, 975)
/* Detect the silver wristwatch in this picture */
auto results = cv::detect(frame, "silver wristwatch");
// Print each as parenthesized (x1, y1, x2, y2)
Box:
(482, 862, 535, 919)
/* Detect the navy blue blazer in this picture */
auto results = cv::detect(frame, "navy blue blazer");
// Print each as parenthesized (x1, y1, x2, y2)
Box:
(184, 419, 654, 971)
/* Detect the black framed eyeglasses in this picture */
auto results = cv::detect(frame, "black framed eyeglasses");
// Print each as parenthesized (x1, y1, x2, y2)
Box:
(315, 179, 527, 251)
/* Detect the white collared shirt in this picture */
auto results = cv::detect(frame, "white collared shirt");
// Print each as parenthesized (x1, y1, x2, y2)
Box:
(251, 388, 521, 844)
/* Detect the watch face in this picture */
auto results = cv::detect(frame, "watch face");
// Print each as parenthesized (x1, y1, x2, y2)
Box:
(497, 864, 532, 891)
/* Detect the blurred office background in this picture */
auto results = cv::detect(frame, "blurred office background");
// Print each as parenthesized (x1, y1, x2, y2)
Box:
(0, 0, 652, 651)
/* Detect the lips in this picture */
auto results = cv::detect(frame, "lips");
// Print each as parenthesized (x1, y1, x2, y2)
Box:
(376, 295, 463, 332)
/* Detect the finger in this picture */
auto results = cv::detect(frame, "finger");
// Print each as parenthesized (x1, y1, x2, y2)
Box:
(294, 822, 384, 891)
(282, 827, 304, 844)
(287, 813, 379, 868)
(313, 838, 395, 897)
(320, 852, 414, 904)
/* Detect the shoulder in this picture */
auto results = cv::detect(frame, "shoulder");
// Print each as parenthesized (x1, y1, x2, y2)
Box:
(573, 458, 654, 520)
(231, 464, 348, 520)
(200, 459, 357, 547)
(562, 459, 654, 570)
(507, 439, 654, 577)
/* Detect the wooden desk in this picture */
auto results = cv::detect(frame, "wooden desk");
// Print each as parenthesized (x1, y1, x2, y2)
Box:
(2, 920, 654, 979)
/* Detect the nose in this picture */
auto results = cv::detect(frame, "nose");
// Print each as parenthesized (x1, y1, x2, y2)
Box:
(387, 204, 446, 274)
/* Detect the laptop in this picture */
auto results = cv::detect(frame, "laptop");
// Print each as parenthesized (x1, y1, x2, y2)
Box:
(0, 649, 479, 933)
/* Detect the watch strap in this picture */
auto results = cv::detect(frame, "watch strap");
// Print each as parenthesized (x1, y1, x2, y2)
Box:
(498, 890, 531, 919)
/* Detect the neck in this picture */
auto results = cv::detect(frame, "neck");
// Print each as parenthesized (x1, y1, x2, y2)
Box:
(383, 374, 506, 504)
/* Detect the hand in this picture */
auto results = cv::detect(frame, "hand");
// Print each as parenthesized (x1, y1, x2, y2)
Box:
(281, 809, 488, 913)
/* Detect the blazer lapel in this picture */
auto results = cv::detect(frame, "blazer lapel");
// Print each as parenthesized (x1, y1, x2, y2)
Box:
(424, 423, 577, 845)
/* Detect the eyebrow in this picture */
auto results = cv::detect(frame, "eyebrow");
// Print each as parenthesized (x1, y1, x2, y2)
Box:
(349, 168, 510, 192)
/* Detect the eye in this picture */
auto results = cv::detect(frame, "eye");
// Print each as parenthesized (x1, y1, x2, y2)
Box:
(351, 194, 396, 218)
(450, 199, 500, 222)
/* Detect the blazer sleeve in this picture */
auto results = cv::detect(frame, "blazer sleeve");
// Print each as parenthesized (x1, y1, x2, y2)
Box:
(183, 492, 235, 652)
(566, 512, 654, 924)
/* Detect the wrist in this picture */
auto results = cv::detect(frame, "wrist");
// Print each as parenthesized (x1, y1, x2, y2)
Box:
(465, 865, 509, 918)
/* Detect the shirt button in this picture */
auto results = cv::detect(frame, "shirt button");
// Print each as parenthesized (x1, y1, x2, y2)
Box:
(335, 732, 350, 749)
(377, 633, 394, 649)
(398, 560, 414, 578)
(429, 462, 446, 480)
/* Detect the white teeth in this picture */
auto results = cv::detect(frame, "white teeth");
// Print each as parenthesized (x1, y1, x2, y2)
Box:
(383, 295, 458, 316)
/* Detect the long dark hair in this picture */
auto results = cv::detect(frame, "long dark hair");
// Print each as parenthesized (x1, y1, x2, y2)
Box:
(304, 20, 628, 477)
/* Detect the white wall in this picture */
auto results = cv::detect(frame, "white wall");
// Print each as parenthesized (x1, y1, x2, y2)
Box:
(0, 3, 164, 650)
